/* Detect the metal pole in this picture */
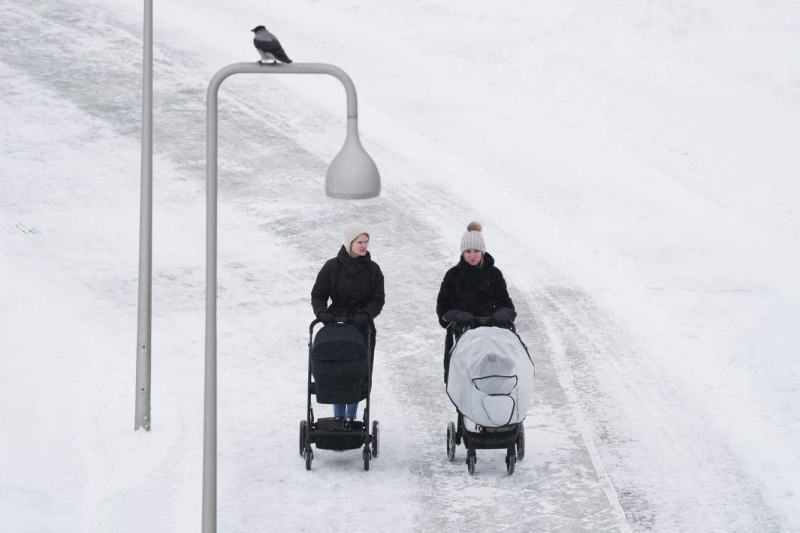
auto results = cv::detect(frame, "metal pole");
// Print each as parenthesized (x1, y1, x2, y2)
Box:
(202, 62, 363, 533)
(134, 0, 153, 431)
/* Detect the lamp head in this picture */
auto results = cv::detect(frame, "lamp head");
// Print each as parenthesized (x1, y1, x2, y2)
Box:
(325, 126, 381, 199)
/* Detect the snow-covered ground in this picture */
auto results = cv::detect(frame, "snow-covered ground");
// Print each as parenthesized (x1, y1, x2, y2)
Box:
(1, 1, 798, 531)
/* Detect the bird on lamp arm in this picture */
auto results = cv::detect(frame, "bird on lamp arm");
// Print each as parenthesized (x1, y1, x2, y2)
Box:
(251, 25, 293, 65)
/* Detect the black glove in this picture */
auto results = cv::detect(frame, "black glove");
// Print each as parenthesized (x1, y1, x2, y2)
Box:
(443, 309, 474, 325)
(491, 307, 516, 325)
(317, 311, 334, 325)
(352, 312, 370, 327)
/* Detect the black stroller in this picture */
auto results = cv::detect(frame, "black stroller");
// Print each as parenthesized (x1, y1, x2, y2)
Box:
(445, 318, 533, 475)
(299, 317, 378, 471)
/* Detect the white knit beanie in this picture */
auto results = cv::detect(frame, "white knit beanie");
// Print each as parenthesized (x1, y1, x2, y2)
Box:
(460, 221, 486, 253)
(343, 221, 370, 250)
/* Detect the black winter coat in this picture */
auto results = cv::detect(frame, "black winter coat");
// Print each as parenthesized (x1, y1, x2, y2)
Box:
(312, 246, 385, 321)
(436, 252, 514, 328)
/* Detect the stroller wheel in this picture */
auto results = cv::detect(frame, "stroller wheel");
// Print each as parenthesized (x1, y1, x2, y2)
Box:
(371, 420, 380, 457)
(506, 452, 516, 475)
(516, 424, 526, 461)
(466, 448, 476, 475)
(363, 448, 371, 471)
(299, 420, 307, 457)
(304, 450, 313, 471)
(446, 422, 456, 462)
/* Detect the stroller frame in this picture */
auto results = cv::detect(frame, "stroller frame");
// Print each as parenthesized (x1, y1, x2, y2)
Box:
(299, 318, 379, 471)
(448, 411, 525, 475)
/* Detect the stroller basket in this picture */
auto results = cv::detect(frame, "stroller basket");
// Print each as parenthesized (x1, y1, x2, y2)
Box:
(311, 323, 367, 404)
(312, 417, 366, 450)
(463, 421, 520, 449)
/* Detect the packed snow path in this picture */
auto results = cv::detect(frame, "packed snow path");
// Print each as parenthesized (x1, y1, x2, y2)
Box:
(2, 1, 798, 532)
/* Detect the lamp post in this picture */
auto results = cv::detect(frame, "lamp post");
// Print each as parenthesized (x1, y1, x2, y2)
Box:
(134, 0, 153, 432)
(201, 62, 380, 533)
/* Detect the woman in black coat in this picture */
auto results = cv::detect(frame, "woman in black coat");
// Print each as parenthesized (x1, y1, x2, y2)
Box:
(311, 221, 385, 419)
(436, 221, 516, 382)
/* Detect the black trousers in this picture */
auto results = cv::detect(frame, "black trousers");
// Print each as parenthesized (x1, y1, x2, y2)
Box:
(443, 329, 455, 384)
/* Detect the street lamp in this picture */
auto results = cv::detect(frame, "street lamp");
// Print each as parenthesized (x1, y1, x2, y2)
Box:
(201, 62, 380, 533)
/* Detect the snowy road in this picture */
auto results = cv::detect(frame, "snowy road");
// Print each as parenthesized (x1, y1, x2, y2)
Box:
(2, 1, 798, 532)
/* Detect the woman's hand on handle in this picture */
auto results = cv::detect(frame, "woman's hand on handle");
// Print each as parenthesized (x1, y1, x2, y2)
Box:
(491, 307, 516, 326)
(352, 312, 370, 327)
(316, 311, 335, 325)
(443, 309, 475, 325)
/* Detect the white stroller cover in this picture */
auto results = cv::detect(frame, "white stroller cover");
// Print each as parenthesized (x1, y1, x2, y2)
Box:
(446, 327, 534, 428)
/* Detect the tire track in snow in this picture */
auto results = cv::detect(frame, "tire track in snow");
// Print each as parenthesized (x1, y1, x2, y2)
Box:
(525, 282, 784, 532)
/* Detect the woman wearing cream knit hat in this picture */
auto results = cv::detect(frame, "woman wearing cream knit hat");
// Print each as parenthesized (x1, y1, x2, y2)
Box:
(436, 221, 516, 382)
(311, 221, 385, 420)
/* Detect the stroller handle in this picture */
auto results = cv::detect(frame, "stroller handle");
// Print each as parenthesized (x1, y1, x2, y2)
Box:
(447, 316, 515, 334)
(309, 316, 374, 335)
(446, 316, 492, 328)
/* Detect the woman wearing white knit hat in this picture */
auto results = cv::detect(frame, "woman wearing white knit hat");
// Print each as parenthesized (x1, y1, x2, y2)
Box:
(311, 221, 385, 420)
(436, 221, 516, 382)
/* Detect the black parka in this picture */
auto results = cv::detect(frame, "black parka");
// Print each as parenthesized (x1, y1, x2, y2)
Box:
(312, 245, 385, 321)
(436, 252, 514, 328)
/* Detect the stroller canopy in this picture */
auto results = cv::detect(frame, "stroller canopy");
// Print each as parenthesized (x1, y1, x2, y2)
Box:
(447, 327, 534, 428)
